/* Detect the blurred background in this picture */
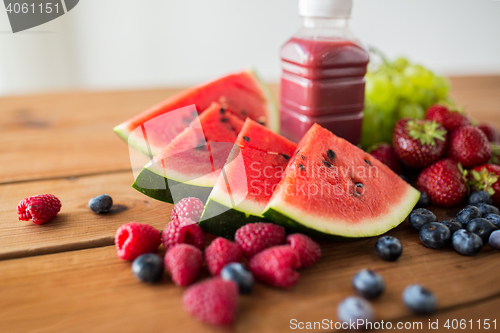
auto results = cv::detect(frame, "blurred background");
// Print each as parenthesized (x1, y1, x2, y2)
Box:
(0, 0, 499, 96)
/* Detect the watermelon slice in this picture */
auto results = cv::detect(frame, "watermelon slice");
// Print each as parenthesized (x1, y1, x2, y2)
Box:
(132, 102, 244, 204)
(263, 124, 420, 238)
(114, 69, 278, 156)
(200, 119, 297, 238)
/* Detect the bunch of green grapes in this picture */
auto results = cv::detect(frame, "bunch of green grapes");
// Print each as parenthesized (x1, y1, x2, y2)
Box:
(360, 55, 450, 149)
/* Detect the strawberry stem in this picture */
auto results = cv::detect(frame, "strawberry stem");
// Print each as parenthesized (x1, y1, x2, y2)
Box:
(469, 169, 499, 196)
(407, 120, 447, 146)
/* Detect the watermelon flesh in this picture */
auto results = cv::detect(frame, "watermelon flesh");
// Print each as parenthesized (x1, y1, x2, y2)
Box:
(263, 124, 420, 238)
(114, 70, 278, 156)
(132, 102, 244, 204)
(200, 119, 297, 238)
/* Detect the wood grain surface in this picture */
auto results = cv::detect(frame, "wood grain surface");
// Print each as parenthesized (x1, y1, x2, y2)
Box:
(0, 76, 499, 332)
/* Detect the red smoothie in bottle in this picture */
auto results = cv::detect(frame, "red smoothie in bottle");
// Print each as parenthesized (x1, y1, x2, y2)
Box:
(280, 0, 369, 144)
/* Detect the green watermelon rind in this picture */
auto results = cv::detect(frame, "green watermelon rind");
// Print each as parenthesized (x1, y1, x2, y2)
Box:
(263, 186, 420, 238)
(199, 199, 266, 239)
(113, 124, 152, 157)
(132, 166, 213, 204)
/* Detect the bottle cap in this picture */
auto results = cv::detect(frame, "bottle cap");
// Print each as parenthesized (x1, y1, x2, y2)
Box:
(299, 0, 352, 18)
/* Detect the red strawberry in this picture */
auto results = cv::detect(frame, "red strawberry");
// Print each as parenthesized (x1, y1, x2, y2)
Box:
(478, 122, 500, 143)
(469, 164, 500, 206)
(392, 118, 447, 169)
(425, 104, 470, 132)
(416, 158, 467, 207)
(447, 126, 492, 168)
(368, 143, 402, 174)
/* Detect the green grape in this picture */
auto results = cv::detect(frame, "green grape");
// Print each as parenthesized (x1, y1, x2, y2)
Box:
(361, 103, 386, 149)
(361, 54, 451, 150)
(398, 102, 425, 119)
(403, 65, 434, 90)
(392, 73, 414, 99)
(393, 57, 409, 72)
(431, 76, 450, 100)
(380, 115, 397, 143)
(365, 72, 397, 111)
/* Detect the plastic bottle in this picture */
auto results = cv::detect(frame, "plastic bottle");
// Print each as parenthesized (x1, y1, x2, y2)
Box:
(280, 0, 369, 144)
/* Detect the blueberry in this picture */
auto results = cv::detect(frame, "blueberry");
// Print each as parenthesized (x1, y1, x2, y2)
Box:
(337, 296, 375, 329)
(409, 208, 438, 231)
(88, 194, 113, 213)
(375, 236, 402, 261)
(415, 191, 430, 208)
(455, 205, 482, 226)
(488, 230, 500, 250)
(402, 284, 437, 314)
(352, 269, 385, 299)
(132, 253, 164, 283)
(469, 190, 493, 206)
(452, 229, 483, 256)
(419, 222, 451, 249)
(476, 203, 500, 216)
(221, 263, 254, 294)
(439, 219, 463, 234)
(466, 218, 498, 242)
(484, 213, 500, 229)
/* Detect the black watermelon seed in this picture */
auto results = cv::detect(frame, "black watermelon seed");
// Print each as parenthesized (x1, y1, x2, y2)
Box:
(301, 155, 306, 161)
(195, 145, 206, 151)
(365, 159, 372, 166)
(243, 136, 250, 142)
(182, 117, 191, 123)
(241, 110, 247, 116)
(295, 150, 300, 156)
(219, 108, 225, 114)
(323, 161, 333, 168)
(258, 121, 265, 126)
(282, 154, 290, 160)
(299, 164, 305, 171)
(354, 182, 364, 196)
(191, 111, 198, 117)
(221, 118, 229, 123)
(327, 150, 335, 160)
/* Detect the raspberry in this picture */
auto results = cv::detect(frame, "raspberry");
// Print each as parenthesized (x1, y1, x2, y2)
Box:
(17, 194, 61, 225)
(171, 197, 204, 222)
(286, 233, 321, 268)
(183, 277, 238, 325)
(248, 245, 301, 288)
(205, 237, 242, 276)
(165, 244, 203, 287)
(162, 218, 205, 252)
(115, 222, 161, 261)
(235, 222, 286, 258)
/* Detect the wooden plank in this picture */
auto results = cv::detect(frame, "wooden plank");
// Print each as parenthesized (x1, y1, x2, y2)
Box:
(0, 89, 184, 184)
(0, 171, 171, 260)
(0, 233, 499, 333)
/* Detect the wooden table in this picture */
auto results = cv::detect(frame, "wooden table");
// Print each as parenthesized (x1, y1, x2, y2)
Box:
(0, 77, 499, 332)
